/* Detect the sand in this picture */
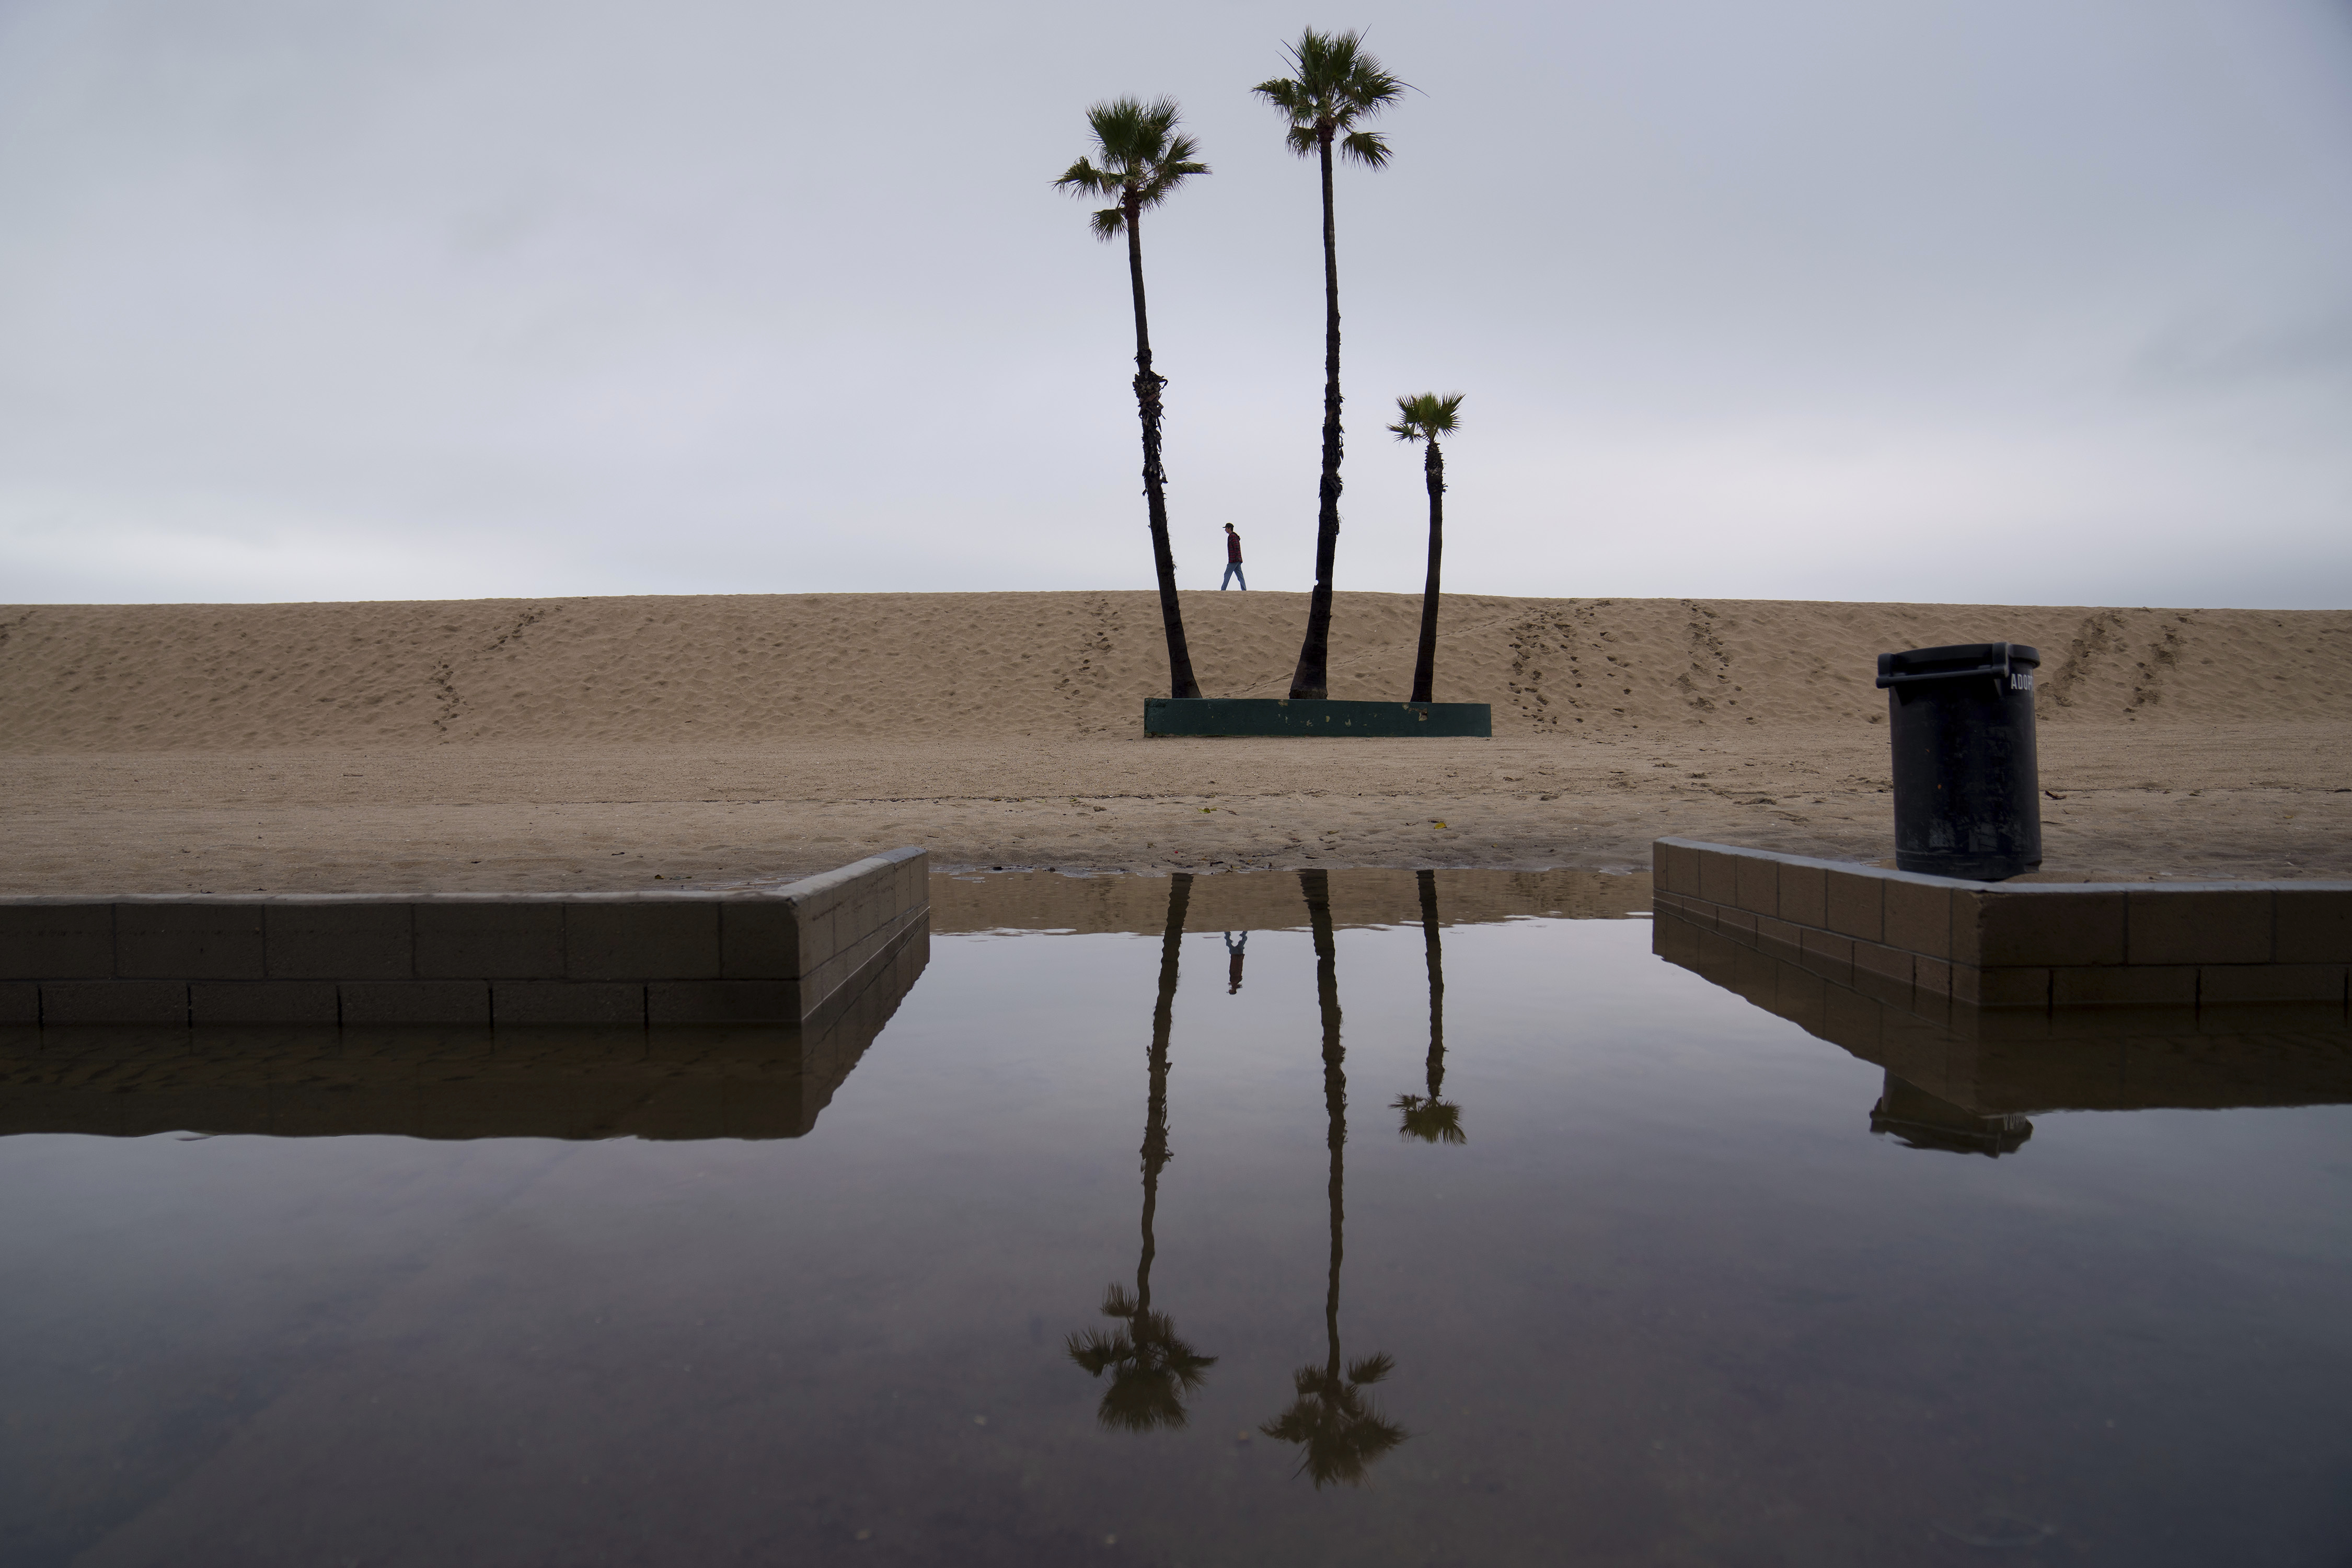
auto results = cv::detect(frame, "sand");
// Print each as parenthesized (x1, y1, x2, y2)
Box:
(2, 591, 2347, 894)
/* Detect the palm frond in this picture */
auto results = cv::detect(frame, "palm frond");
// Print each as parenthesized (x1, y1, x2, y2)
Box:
(1061, 96, 1208, 228)
(1347, 1352, 1397, 1386)
(1386, 391, 1464, 443)
(1340, 129, 1391, 168)
(1255, 28, 1411, 144)
(1260, 1361, 1410, 1487)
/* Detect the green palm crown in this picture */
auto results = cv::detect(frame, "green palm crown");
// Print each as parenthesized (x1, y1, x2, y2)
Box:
(1251, 28, 1407, 164)
(1388, 391, 1463, 444)
(1054, 97, 1210, 240)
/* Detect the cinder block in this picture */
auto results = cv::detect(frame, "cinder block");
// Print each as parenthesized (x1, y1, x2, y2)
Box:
(1971, 890, 2128, 968)
(2197, 964, 2348, 1004)
(1676, 897, 1719, 931)
(564, 903, 721, 981)
(1883, 881, 1953, 960)
(116, 904, 266, 979)
(416, 903, 565, 978)
(1853, 941, 1914, 986)
(1953, 966, 2050, 1008)
(1697, 848, 1739, 907)
(648, 981, 802, 1025)
(1778, 863, 1827, 930)
(41, 981, 188, 1025)
(722, 901, 804, 980)
(1801, 928, 1855, 971)
(1851, 965, 1915, 1007)
(0, 982, 37, 1024)
(493, 981, 644, 1026)
(0, 904, 115, 979)
(1735, 856, 1778, 916)
(1653, 842, 1691, 896)
(1756, 915, 1804, 953)
(2053, 964, 2197, 1007)
(1916, 956, 1953, 997)
(2276, 888, 2352, 964)
(266, 904, 413, 979)
(191, 981, 340, 1025)
(1824, 870, 1884, 943)
(2129, 889, 2272, 966)
(1716, 907, 1757, 938)
(340, 981, 490, 1026)
(1821, 984, 1881, 1055)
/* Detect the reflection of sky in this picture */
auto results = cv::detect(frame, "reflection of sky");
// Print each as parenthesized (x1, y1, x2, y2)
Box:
(2, 0, 2348, 608)
(3, 918, 2348, 1562)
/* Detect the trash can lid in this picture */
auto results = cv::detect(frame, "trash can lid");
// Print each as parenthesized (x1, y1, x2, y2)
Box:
(1878, 642, 2040, 676)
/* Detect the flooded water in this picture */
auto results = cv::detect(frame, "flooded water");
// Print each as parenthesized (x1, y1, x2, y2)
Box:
(4, 870, 2349, 1566)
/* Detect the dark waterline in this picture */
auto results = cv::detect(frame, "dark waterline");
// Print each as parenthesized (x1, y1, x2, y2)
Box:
(3, 872, 2348, 1565)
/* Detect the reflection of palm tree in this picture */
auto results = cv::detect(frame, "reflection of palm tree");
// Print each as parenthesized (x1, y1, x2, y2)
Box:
(1394, 869, 1464, 1145)
(1262, 869, 1407, 1485)
(1068, 874, 1216, 1430)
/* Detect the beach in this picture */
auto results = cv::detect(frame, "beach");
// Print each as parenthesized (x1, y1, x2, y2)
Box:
(3, 591, 2347, 893)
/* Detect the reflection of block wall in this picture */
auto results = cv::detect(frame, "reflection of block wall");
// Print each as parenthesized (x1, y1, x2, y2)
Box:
(1653, 837, 2352, 1009)
(0, 916, 929, 1141)
(0, 848, 927, 1028)
(1651, 910, 2352, 1115)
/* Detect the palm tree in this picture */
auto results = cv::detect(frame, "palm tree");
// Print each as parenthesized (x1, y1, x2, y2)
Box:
(1068, 873, 1217, 1429)
(1253, 31, 1408, 700)
(1393, 868, 1464, 1144)
(1388, 394, 1462, 706)
(1262, 869, 1408, 1485)
(1056, 99, 1209, 701)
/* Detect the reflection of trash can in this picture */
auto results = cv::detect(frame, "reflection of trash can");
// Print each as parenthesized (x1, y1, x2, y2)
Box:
(1875, 642, 2041, 881)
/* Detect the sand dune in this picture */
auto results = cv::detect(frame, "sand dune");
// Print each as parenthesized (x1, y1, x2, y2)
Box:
(5, 592, 2344, 751)
(2, 593, 2347, 894)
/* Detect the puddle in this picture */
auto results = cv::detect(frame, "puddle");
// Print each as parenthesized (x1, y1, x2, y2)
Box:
(1, 869, 2346, 1565)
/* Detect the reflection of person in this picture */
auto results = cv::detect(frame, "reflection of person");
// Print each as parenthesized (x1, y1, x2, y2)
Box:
(1224, 931, 1247, 993)
(1219, 524, 1247, 591)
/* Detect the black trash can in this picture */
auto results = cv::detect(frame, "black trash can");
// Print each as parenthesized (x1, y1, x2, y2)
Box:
(1875, 642, 2042, 881)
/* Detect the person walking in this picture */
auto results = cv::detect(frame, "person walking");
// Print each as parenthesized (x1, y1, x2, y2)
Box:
(1224, 930, 1248, 993)
(1219, 524, 1247, 590)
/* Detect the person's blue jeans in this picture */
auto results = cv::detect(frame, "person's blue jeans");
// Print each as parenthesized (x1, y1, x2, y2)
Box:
(1220, 562, 1247, 590)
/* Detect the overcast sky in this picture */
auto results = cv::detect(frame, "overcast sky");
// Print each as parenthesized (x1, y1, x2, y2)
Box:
(3, 0, 2348, 608)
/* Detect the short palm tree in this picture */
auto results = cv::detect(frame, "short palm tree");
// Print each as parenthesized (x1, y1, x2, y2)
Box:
(1056, 99, 1209, 701)
(1253, 31, 1407, 700)
(1262, 869, 1408, 1485)
(1393, 868, 1464, 1144)
(1388, 394, 1462, 706)
(1068, 874, 1217, 1430)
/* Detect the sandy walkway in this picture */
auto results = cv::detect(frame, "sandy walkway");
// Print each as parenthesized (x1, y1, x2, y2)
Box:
(3, 593, 2346, 893)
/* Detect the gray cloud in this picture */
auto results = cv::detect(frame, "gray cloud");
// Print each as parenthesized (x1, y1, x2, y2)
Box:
(2, 0, 2348, 607)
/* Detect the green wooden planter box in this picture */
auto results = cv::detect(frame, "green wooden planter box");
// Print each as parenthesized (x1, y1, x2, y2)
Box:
(1144, 697, 1492, 738)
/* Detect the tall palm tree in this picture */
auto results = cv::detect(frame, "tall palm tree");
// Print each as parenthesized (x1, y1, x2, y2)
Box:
(1262, 869, 1408, 1485)
(1393, 868, 1464, 1144)
(1057, 98, 1209, 701)
(1253, 31, 1407, 700)
(1388, 394, 1463, 706)
(1068, 874, 1217, 1429)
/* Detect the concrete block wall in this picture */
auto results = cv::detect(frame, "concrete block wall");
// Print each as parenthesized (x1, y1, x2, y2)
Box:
(0, 847, 927, 1028)
(1653, 838, 2352, 1009)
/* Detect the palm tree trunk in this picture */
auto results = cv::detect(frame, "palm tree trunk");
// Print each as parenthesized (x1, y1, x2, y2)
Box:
(1127, 203, 1203, 701)
(1409, 441, 1444, 703)
(1300, 868, 1345, 1379)
(1288, 134, 1345, 701)
(1137, 871, 1191, 1311)
(1417, 869, 1445, 1099)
